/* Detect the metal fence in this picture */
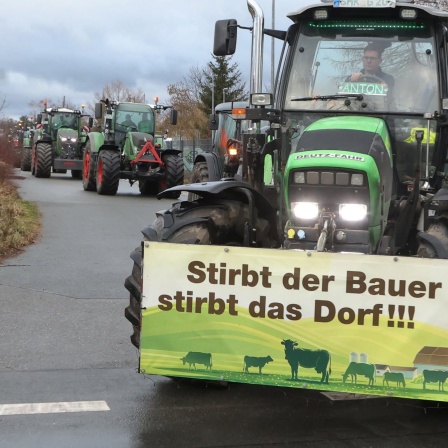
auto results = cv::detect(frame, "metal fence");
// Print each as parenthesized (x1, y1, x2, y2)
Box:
(168, 138, 213, 172)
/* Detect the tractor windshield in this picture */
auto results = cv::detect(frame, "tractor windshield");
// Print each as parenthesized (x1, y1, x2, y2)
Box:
(51, 112, 79, 139)
(52, 112, 79, 130)
(285, 19, 438, 114)
(115, 105, 155, 135)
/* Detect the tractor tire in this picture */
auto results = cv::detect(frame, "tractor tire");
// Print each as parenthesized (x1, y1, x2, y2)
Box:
(20, 147, 32, 171)
(35, 143, 52, 178)
(417, 217, 448, 258)
(139, 180, 158, 196)
(96, 150, 121, 195)
(162, 154, 184, 199)
(71, 170, 82, 179)
(82, 142, 96, 191)
(152, 199, 277, 246)
(124, 245, 143, 348)
(188, 161, 209, 201)
(124, 198, 278, 348)
(31, 148, 36, 176)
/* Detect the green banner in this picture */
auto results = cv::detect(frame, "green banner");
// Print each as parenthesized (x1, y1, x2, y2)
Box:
(140, 242, 448, 402)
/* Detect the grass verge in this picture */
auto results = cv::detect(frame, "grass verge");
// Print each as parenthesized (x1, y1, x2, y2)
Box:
(0, 161, 41, 263)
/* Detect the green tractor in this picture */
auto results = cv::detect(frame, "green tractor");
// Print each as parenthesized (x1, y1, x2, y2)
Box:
(125, 0, 448, 348)
(32, 106, 88, 178)
(83, 99, 183, 197)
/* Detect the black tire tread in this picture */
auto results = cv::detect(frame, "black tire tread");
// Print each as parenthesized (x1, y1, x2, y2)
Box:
(124, 246, 143, 348)
(162, 154, 184, 198)
(97, 150, 121, 195)
(188, 161, 209, 201)
(35, 143, 52, 178)
(21, 147, 32, 171)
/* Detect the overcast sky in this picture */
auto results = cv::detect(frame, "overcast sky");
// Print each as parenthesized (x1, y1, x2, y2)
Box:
(0, 0, 310, 120)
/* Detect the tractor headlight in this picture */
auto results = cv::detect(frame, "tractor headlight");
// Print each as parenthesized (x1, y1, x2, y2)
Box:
(291, 202, 319, 220)
(60, 137, 67, 142)
(339, 204, 367, 221)
(70, 138, 77, 142)
(250, 93, 273, 107)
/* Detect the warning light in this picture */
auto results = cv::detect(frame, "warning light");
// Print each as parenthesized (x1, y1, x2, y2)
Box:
(231, 108, 247, 120)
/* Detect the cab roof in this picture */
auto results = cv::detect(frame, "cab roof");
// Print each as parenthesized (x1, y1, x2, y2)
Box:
(287, 0, 448, 22)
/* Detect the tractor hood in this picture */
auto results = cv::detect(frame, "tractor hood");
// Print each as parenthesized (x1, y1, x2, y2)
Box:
(284, 116, 394, 253)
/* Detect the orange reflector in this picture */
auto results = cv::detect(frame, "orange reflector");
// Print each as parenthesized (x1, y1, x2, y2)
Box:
(231, 108, 246, 120)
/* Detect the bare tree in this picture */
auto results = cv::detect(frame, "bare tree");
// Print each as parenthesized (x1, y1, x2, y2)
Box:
(0, 94, 6, 114)
(88, 79, 145, 111)
(160, 78, 209, 139)
(83, 80, 146, 126)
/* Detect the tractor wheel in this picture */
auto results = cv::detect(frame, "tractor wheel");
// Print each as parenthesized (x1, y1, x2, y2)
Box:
(151, 199, 277, 246)
(71, 170, 82, 179)
(417, 217, 448, 258)
(96, 150, 120, 195)
(124, 198, 278, 349)
(139, 180, 158, 196)
(161, 154, 184, 199)
(20, 147, 32, 171)
(188, 161, 209, 201)
(31, 148, 36, 176)
(124, 245, 143, 348)
(35, 143, 52, 178)
(82, 141, 96, 191)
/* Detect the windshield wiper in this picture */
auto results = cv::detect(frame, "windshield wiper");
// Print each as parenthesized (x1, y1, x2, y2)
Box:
(292, 94, 364, 102)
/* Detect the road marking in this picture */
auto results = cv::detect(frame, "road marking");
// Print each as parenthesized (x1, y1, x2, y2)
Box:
(0, 401, 110, 416)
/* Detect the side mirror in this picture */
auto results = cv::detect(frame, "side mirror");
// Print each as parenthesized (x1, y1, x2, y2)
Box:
(94, 103, 103, 120)
(209, 113, 219, 131)
(36, 114, 42, 124)
(170, 109, 178, 125)
(214, 19, 237, 56)
(88, 117, 94, 128)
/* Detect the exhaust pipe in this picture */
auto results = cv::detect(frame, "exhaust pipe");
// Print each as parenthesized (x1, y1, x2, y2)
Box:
(247, 0, 264, 95)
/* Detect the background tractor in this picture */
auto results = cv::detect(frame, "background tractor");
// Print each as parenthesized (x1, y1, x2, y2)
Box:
(83, 99, 183, 197)
(126, 0, 448, 348)
(189, 101, 270, 200)
(32, 106, 89, 178)
(190, 101, 249, 188)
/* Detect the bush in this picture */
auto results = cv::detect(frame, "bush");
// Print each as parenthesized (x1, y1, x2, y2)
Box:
(0, 145, 41, 261)
(0, 136, 14, 184)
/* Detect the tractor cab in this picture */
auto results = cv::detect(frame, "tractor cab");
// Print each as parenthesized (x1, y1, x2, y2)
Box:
(212, 0, 448, 257)
(112, 103, 156, 158)
(95, 100, 156, 150)
(114, 104, 155, 135)
(283, 5, 440, 197)
(274, 1, 448, 255)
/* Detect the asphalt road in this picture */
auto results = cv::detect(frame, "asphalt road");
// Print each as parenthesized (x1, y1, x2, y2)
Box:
(1, 170, 448, 448)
